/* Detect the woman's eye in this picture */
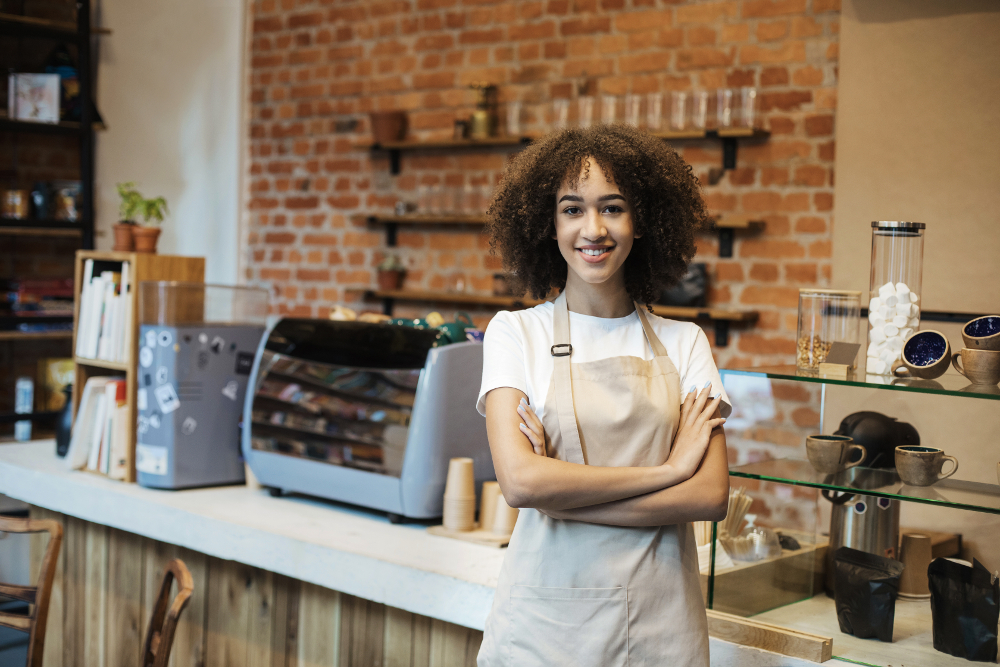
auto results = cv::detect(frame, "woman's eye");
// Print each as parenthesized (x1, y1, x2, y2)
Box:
(562, 206, 582, 215)
(601, 205, 624, 214)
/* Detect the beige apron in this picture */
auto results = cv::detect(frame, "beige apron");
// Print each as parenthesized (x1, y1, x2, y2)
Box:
(478, 293, 709, 667)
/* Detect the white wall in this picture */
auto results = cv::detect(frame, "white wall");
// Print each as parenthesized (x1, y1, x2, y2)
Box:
(94, 0, 246, 285)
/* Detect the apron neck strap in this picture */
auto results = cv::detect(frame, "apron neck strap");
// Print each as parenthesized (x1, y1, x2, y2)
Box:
(634, 303, 669, 358)
(551, 293, 586, 464)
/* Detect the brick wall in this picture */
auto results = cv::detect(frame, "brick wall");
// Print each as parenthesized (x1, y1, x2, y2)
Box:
(246, 0, 840, 529)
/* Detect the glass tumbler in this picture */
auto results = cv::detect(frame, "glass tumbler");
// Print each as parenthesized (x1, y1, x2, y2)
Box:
(669, 91, 689, 131)
(866, 221, 926, 375)
(690, 90, 709, 130)
(578, 96, 595, 128)
(506, 101, 522, 137)
(797, 290, 863, 371)
(738, 87, 758, 128)
(716, 88, 734, 128)
(551, 99, 569, 131)
(601, 95, 617, 124)
(624, 94, 641, 126)
(646, 93, 663, 131)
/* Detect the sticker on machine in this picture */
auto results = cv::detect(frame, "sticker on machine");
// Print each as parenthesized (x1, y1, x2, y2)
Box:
(221, 380, 239, 401)
(145, 330, 157, 348)
(181, 417, 197, 435)
(136, 444, 168, 475)
(153, 383, 181, 414)
(137, 388, 148, 411)
(139, 347, 154, 368)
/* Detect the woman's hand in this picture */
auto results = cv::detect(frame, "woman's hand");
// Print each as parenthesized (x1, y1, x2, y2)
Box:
(517, 397, 547, 457)
(665, 383, 725, 481)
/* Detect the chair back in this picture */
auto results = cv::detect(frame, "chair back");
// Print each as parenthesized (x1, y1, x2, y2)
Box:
(141, 558, 193, 667)
(0, 516, 63, 667)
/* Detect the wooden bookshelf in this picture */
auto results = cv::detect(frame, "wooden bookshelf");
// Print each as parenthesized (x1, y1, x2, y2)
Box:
(71, 251, 205, 482)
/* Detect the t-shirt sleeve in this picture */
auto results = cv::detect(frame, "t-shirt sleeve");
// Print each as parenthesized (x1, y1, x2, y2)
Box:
(477, 311, 528, 416)
(679, 325, 733, 418)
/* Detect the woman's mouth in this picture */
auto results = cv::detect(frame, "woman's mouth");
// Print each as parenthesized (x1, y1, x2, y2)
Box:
(577, 246, 614, 263)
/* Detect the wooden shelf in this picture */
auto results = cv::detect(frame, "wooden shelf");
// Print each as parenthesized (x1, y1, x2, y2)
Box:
(368, 214, 486, 226)
(365, 289, 757, 346)
(0, 223, 83, 238)
(710, 216, 765, 257)
(0, 410, 60, 425)
(362, 136, 530, 151)
(0, 331, 73, 341)
(0, 117, 106, 135)
(0, 12, 110, 37)
(74, 356, 128, 372)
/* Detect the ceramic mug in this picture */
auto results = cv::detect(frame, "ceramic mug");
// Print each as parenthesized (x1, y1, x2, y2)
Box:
(893, 330, 951, 380)
(951, 348, 1000, 385)
(806, 435, 867, 474)
(962, 315, 1000, 351)
(895, 446, 958, 487)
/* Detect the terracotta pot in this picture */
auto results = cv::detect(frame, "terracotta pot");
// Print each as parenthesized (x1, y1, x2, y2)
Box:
(112, 222, 135, 251)
(132, 226, 161, 254)
(377, 269, 405, 291)
(369, 111, 407, 145)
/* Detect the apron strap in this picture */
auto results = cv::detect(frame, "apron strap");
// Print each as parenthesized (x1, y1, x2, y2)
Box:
(551, 293, 587, 465)
(634, 303, 670, 358)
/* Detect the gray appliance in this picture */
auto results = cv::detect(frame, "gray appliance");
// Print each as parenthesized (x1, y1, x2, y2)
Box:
(242, 318, 494, 522)
(135, 282, 268, 489)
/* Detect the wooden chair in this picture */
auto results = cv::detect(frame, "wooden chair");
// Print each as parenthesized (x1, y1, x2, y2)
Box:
(0, 516, 63, 667)
(141, 558, 193, 667)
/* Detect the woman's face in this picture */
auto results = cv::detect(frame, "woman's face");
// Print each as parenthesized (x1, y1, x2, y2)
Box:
(553, 159, 636, 287)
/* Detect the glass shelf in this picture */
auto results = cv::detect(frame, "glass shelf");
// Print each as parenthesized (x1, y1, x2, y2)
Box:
(721, 365, 1000, 401)
(730, 458, 1000, 515)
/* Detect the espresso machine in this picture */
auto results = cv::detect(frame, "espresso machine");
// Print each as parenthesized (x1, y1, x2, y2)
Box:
(823, 412, 920, 594)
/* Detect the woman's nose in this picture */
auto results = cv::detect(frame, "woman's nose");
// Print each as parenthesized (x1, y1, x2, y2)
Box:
(581, 209, 607, 240)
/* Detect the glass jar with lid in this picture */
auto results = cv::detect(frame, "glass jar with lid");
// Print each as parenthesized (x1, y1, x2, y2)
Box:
(797, 289, 863, 371)
(866, 221, 926, 375)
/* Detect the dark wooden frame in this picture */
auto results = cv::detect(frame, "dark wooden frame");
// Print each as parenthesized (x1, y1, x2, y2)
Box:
(0, 516, 63, 667)
(141, 558, 193, 667)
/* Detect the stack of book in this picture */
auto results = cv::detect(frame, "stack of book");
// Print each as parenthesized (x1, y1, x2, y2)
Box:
(2, 278, 75, 330)
(65, 376, 129, 479)
(75, 259, 132, 362)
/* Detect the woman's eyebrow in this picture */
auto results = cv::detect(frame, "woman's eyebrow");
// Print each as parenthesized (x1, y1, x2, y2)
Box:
(598, 194, 625, 201)
(558, 194, 583, 203)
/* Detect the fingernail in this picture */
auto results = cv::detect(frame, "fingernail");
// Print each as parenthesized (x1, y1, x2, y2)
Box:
(517, 405, 525, 413)
(520, 398, 527, 405)
(519, 423, 526, 430)
(688, 385, 697, 395)
(712, 392, 721, 400)
(703, 380, 713, 389)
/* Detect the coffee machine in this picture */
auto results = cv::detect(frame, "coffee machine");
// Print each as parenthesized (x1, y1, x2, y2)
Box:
(823, 412, 920, 594)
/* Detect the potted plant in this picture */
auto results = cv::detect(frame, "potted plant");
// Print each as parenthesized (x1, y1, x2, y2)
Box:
(131, 194, 168, 253)
(377, 255, 406, 290)
(113, 182, 143, 251)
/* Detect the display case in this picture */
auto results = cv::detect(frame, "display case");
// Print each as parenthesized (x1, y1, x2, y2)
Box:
(706, 364, 999, 666)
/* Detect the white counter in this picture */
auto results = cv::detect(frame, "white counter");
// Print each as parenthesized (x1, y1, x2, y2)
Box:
(0, 440, 851, 666)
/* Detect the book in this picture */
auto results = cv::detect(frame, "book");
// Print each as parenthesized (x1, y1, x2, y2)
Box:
(65, 376, 111, 469)
(108, 381, 129, 480)
(75, 259, 94, 357)
(9, 73, 60, 124)
(85, 393, 107, 471)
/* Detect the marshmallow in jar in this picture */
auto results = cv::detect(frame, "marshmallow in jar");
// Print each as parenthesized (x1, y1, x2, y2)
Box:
(866, 222, 925, 375)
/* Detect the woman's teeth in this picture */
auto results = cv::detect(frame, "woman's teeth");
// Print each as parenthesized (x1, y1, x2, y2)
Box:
(580, 248, 611, 256)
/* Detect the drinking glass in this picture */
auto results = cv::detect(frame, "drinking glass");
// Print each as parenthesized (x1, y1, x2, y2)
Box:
(646, 93, 663, 131)
(578, 96, 595, 128)
(552, 99, 569, 131)
(601, 95, 617, 124)
(738, 87, 758, 128)
(624, 94, 641, 126)
(506, 101, 522, 137)
(716, 88, 734, 128)
(669, 91, 689, 131)
(691, 90, 709, 129)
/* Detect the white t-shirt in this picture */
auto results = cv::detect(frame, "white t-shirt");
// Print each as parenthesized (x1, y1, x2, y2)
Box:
(477, 302, 732, 425)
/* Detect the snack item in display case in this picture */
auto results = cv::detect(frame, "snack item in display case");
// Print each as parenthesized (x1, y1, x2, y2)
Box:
(833, 547, 904, 642)
(866, 281, 920, 374)
(867, 222, 925, 375)
(928, 557, 999, 662)
(797, 289, 862, 371)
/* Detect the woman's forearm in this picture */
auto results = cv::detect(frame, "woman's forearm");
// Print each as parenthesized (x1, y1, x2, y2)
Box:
(539, 431, 730, 527)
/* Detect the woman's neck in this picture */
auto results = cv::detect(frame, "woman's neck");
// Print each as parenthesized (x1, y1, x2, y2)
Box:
(563, 270, 635, 318)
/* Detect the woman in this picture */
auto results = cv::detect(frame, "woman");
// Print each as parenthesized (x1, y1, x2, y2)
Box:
(477, 124, 732, 666)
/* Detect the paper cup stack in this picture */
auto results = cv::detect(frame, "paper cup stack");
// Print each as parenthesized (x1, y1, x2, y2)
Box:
(443, 457, 477, 531)
(867, 281, 920, 375)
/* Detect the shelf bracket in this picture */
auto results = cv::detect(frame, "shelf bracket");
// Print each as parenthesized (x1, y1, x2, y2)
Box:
(722, 137, 737, 170)
(714, 320, 730, 347)
(385, 221, 398, 248)
(381, 297, 395, 317)
(718, 228, 735, 258)
(390, 149, 401, 175)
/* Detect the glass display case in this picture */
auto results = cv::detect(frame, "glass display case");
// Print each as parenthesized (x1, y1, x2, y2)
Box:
(705, 365, 999, 666)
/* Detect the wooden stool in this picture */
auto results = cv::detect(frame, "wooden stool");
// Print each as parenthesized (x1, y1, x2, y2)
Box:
(0, 516, 63, 667)
(141, 558, 193, 667)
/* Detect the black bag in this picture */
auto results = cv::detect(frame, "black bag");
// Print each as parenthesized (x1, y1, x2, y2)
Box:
(833, 547, 904, 642)
(658, 263, 707, 307)
(929, 557, 999, 662)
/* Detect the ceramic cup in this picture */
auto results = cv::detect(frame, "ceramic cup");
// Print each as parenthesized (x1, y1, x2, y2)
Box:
(895, 446, 958, 486)
(898, 533, 933, 598)
(806, 435, 867, 474)
(951, 348, 1000, 385)
(962, 315, 1000, 351)
(893, 330, 951, 380)
(479, 481, 502, 532)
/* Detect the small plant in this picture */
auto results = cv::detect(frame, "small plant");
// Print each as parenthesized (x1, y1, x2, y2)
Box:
(377, 255, 405, 272)
(116, 182, 168, 227)
(116, 182, 142, 223)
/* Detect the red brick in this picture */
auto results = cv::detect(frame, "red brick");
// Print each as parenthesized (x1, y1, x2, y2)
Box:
(815, 0, 841, 11)
(809, 240, 832, 258)
(676, 2, 738, 24)
(459, 29, 504, 45)
(260, 268, 291, 281)
(415, 34, 454, 51)
(814, 192, 834, 211)
(739, 239, 806, 259)
(759, 90, 812, 112)
(716, 262, 744, 281)
(676, 48, 734, 70)
(805, 114, 834, 136)
(296, 268, 330, 281)
(785, 262, 818, 282)
(793, 65, 824, 86)
(285, 195, 319, 209)
(721, 24, 749, 43)
(264, 232, 297, 244)
(818, 141, 835, 161)
(791, 17, 823, 38)
(561, 16, 611, 35)
(728, 167, 755, 185)
(750, 263, 779, 282)
(509, 21, 556, 40)
(742, 0, 807, 18)
(288, 11, 323, 28)
(756, 20, 789, 42)
(413, 72, 455, 89)
(727, 69, 755, 87)
(794, 165, 827, 187)
(616, 9, 671, 32)
(303, 234, 339, 246)
(772, 383, 811, 402)
(791, 407, 820, 427)
(795, 216, 826, 233)
(740, 41, 806, 64)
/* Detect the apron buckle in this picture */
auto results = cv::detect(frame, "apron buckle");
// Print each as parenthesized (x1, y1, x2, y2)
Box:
(550, 343, 573, 357)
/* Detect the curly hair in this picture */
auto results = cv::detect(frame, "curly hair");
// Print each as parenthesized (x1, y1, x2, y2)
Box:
(486, 123, 711, 305)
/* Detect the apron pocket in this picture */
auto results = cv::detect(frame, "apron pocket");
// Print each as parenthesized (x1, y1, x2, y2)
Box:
(508, 585, 628, 667)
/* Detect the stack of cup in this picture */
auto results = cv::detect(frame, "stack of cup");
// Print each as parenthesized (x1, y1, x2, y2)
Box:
(476, 480, 519, 537)
(491, 493, 518, 537)
(952, 316, 1000, 386)
(443, 457, 477, 532)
